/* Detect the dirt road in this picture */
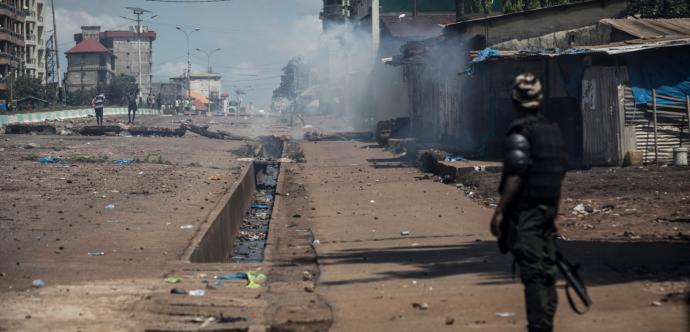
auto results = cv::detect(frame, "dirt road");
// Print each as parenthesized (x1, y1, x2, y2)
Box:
(296, 141, 689, 331)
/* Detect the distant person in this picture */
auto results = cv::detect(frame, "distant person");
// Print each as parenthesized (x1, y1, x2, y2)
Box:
(92, 92, 106, 126)
(490, 73, 566, 332)
(127, 87, 139, 124)
(174, 98, 181, 114)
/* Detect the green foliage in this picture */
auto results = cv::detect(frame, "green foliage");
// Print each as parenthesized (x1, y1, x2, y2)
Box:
(65, 74, 137, 107)
(13, 77, 55, 101)
(66, 88, 96, 106)
(503, 0, 569, 13)
(70, 154, 109, 163)
(107, 74, 138, 106)
(272, 57, 309, 101)
(628, 0, 690, 17)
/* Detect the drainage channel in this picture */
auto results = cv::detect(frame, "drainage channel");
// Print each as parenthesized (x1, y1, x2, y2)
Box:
(232, 136, 284, 262)
(188, 136, 284, 263)
(231, 160, 279, 262)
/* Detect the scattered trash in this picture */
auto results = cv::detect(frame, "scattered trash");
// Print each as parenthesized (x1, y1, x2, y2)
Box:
(445, 317, 455, 325)
(170, 287, 187, 295)
(213, 270, 266, 289)
(496, 312, 515, 318)
(237, 157, 254, 162)
(251, 204, 269, 209)
(370, 200, 375, 203)
(312, 239, 320, 246)
(23, 143, 41, 149)
(292, 214, 302, 218)
(188, 289, 206, 297)
(105, 204, 115, 209)
(118, 131, 133, 137)
(113, 159, 136, 165)
(650, 301, 662, 307)
(164, 277, 181, 284)
(400, 231, 411, 236)
(180, 224, 194, 229)
(277, 158, 294, 163)
(412, 302, 429, 310)
(38, 156, 65, 164)
(137, 171, 144, 175)
(32, 279, 45, 288)
(208, 175, 221, 181)
(88, 252, 105, 256)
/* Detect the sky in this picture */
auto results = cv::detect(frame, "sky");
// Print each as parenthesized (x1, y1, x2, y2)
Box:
(50, 0, 323, 108)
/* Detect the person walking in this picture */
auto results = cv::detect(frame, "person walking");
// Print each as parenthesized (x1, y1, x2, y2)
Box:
(490, 73, 566, 332)
(92, 91, 106, 126)
(127, 87, 139, 124)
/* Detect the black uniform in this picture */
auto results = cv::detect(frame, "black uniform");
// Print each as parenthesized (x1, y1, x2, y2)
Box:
(499, 114, 566, 332)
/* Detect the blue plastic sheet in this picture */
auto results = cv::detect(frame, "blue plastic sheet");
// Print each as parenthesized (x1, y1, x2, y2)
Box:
(38, 156, 65, 164)
(214, 272, 248, 280)
(472, 48, 499, 63)
(628, 50, 690, 107)
(251, 203, 269, 209)
(113, 159, 136, 165)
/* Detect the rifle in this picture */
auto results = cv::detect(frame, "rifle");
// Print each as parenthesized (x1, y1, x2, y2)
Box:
(556, 248, 592, 314)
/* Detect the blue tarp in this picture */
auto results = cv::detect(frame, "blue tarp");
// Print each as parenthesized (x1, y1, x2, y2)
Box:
(472, 48, 499, 63)
(628, 49, 690, 107)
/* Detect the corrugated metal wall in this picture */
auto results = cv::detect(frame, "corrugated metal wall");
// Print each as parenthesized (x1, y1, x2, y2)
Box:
(581, 66, 629, 166)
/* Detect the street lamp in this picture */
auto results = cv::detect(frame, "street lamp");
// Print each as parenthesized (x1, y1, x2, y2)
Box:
(195, 47, 221, 73)
(195, 47, 221, 111)
(175, 26, 200, 98)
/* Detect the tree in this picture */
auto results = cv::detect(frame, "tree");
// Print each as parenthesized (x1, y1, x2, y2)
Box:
(107, 74, 137, 106)
(13, 77, 53, 101)
(628, 0, 690, 17)
(503, 0, 569, 13)
(272, 57, 308, 101)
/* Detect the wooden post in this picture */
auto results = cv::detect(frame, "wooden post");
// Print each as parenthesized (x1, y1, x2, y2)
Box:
(652, 89, 659, 166)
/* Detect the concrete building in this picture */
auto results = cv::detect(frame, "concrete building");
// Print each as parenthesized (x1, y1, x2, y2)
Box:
(23, 0, 45, 82)
(74, 25, 156, 96)
(0, 0, 28, 99)
(170, 72, 222, 100)
(170, 72, 222, 111)
(64, 38, 115, 92)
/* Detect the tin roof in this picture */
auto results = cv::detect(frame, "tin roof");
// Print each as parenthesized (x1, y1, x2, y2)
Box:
(469, 36, 690, 63)
(65, 38, 110, 54)
(600, 18, 690, 39)
(381, 14, 456, 39)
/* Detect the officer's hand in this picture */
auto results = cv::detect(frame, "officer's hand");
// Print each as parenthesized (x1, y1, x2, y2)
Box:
(490, 210, 503, 238)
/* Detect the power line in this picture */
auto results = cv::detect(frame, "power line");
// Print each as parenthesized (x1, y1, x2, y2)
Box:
(145, 0, 232, 2)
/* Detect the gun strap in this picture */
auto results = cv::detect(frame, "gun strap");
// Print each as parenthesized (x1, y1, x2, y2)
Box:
(565, 282, 590, 315)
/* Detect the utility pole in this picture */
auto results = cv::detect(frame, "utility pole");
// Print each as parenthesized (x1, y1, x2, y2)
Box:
(124, 7, 154, 100)
(195, 47, 220, 111)
(50, 0, 63, 102)
(176, 26, 200, 99)
(372, 0, 380, 58)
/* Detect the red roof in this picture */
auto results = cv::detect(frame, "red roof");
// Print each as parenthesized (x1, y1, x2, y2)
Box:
(66, 38, 110, 54)
(102, 31, 157, 40)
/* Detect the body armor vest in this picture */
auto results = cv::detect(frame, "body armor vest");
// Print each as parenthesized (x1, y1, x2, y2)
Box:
(508, 115, 566, 208)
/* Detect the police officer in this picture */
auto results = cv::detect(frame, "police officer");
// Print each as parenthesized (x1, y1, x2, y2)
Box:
(490, 73, 566, 332)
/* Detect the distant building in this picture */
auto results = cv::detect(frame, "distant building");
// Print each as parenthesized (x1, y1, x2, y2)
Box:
(73, 25, 157, 95)
(0, 0, 28, 98)
(170, 72, 222, 111)
(170, 72, 222, 100)
(64, 38, 115, 92)
(24, 0, 46, 82)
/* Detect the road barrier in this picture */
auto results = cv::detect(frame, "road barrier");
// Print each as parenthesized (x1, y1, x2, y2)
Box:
(0, 107, 161, 126)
